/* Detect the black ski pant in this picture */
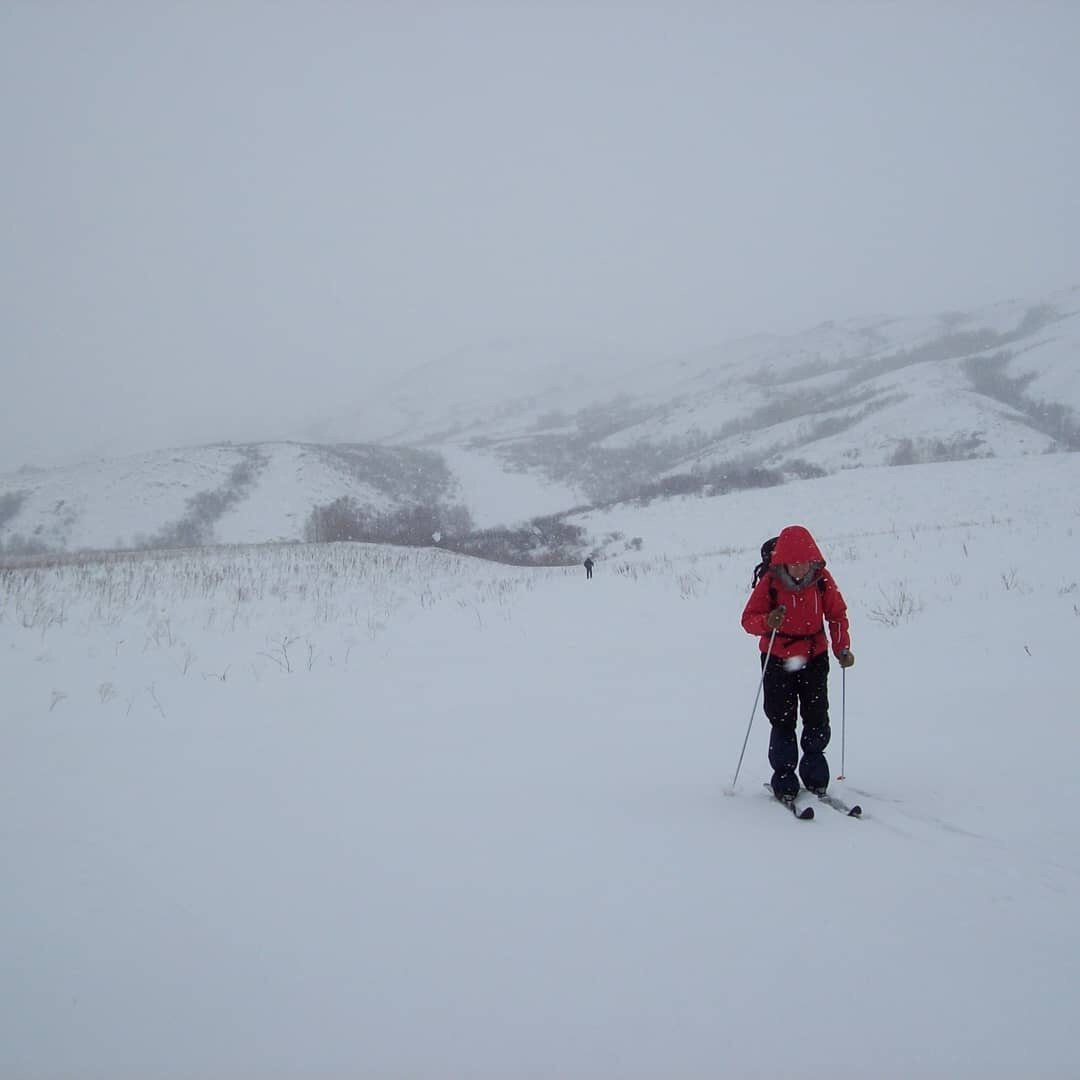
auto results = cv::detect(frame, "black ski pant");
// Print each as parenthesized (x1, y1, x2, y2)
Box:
(761, 651, 831, 798)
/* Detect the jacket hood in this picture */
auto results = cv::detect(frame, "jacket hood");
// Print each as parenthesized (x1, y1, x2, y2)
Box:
(770, 525, 825, 567)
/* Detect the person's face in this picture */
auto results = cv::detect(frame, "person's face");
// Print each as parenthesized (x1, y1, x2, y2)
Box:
(787, 561, 811, 580)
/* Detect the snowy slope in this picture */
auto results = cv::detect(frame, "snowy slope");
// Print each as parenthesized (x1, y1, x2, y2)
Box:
(661, 354, 1059, 475)
(213, 442, 398, 546)
(571, 452, 1080, 562)
(319, 286, 1080, 512)
(582, 296, 1080, 479)
(322, 286, 1080, 456)
(0, 442, 426, 552)
(308, 338, 650, 445)
(3, 453, 1079, 1078)
(1004, 324, 1080, 408)
(0, 444, 259, 551)
(3, 287, 1080, 553)
(439, 444, 583, 528)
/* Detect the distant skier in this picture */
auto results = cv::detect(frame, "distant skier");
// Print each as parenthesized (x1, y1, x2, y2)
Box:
(583, 557, 594, 580)
(741, 525, 854, 803)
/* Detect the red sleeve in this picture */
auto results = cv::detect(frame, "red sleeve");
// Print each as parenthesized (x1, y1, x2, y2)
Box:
(741, 577, 773, 638)
(821, 572, 851, 655)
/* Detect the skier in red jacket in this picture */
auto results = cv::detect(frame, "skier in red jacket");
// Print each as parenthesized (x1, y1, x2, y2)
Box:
(741, 524, 855, 802)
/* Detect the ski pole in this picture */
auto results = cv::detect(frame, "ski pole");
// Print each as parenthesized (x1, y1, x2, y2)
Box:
(730, 626, 778, 789)
(836, 664, 847, 780)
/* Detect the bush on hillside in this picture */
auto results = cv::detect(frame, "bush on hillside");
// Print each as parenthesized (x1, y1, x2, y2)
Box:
(0, 490, 28, 530)
(303, 498, 586, 566)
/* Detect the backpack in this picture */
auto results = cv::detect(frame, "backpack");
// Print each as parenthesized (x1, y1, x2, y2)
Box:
(751, 536, 778, 588)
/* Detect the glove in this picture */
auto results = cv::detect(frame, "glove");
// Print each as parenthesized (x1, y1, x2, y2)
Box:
(765, 606, 786, 630)
(838, 649, 855, 668)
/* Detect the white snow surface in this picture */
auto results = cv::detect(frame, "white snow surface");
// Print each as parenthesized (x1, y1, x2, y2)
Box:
(441, 444, 584, 528)
(4, 454, 1080, 1079)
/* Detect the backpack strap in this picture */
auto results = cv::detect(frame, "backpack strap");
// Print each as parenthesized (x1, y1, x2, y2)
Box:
(767, 575, 829, 641)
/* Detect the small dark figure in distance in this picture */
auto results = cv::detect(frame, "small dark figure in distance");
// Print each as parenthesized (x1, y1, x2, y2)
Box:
(584, 557, 594, 580)
(741, 525, 855, 803)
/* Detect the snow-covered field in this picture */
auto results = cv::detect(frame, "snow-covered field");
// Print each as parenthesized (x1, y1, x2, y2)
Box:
(3, 456, 1080, 1079)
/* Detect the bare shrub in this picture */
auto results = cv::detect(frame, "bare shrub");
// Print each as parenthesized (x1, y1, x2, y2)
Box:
(889, 434, 986, 466)
(1000, 567, 1023, 592)
(304, 497, 582, 565)
(305, 499, 474, 548)
(867, 583, 921, 626)
(312, 444, 456, 503)
(0, 490, 28, 530)
(784, 459, 828, 480)
(0, 533, 53, 559)
(259, 635, 298, 673)
(305, 496, 376, 542)
(452, 515, 587, 566)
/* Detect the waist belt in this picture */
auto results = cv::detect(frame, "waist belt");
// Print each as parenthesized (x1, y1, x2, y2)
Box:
(774, 628, 825, 643)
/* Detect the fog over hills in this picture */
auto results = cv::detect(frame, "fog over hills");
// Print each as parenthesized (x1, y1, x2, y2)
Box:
(3, 287, 1079, 559)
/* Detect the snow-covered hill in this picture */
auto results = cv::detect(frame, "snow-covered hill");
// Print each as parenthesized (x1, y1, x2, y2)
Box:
(4, 452, 1079, 1077)
(315, 287, 1080, 479)
(3, 287, 1079, 554)
(0, 442, 457, 553)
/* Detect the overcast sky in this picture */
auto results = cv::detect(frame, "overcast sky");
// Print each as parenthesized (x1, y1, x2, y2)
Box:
(2, 2, 1078, 472)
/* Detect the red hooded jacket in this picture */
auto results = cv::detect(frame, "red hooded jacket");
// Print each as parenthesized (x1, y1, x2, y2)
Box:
(741, 525, 850, 660)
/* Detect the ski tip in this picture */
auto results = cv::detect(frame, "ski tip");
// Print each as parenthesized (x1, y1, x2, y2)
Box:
(848, 805, 863, 817)
(798, 806, 815, 820)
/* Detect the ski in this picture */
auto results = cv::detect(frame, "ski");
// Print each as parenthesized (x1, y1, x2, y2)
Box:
(784, 798, 814, 820)
(812, 790, 862, 817)
(764, 784, 813, 819)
